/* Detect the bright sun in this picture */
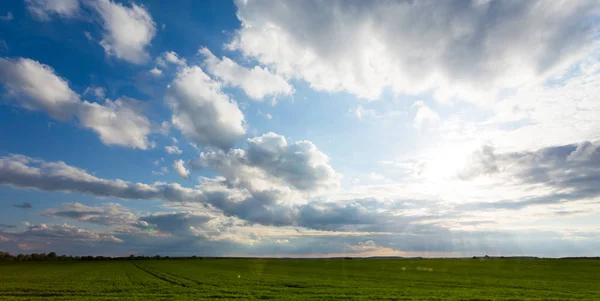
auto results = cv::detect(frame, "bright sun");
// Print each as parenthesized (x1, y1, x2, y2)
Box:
(421, 143, 473, 184)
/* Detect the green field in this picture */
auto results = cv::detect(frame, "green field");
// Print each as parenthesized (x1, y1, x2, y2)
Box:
(1, 258, 599, 300)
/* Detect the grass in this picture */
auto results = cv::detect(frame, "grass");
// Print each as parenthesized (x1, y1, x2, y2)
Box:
(1, 258, 599, 300)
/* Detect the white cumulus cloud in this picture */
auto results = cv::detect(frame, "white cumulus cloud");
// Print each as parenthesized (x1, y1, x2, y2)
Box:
(173, 159, 190, 178)
(0, 57, 152, 149)
(77, 98, 152, 149)
(149, 67, 162, 76)
(200, 47, 293, 101)
(90, 0, 156, 64)
(162, 51, 187, 66)
(0, 57, 80, 120)
(166, 65, 246, 150)
(165, 145, 182, 155)
(194, 132, 341, 193)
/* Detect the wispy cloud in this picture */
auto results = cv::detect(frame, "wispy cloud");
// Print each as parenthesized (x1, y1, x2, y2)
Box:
(13, 202, 32, 209)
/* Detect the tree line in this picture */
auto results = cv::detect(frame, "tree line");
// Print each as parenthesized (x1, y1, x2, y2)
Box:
(0, 251, 211, 262)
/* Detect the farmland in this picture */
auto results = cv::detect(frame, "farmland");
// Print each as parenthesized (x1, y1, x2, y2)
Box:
(1, 258, 599, 300)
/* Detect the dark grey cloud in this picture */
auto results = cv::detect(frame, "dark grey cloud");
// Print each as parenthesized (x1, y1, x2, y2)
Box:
(0, 155, 203, 203)
(203, 188, 446, 234)
(0, 223, 126, 255)
(205, 188, 299, 227)
(506, 142, 600, 187)
(297, 201, 380, 231)
(0, 204, 246, 255)
(458, 145, 499, 180)
(553, 210, 588, 216)
(31, 205, 465, 256)
(0, 155, 314, 229)
(5, 199, 600, 258)
(42, 203, 137, 226)
(12, 202, 32, 209)
(189, 182, 379, 230)
(459, 141, 600, 210)
(212, 194, 391, 230)
(139, 212, 229, 238)
(38, 202, 236, 240)
(0, 153, 441, 233)
(0, 222, 122, 245)
(0, 224, 16, 229)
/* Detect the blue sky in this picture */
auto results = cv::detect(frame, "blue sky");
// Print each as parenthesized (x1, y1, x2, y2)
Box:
(1, 0, 600, 257)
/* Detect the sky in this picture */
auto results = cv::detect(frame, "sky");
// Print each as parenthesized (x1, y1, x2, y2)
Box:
(0, 0, 600, 257)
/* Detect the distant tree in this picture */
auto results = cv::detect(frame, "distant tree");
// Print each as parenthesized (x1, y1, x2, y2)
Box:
(0, 252, 15, 262)
(48, 252, 57, 260)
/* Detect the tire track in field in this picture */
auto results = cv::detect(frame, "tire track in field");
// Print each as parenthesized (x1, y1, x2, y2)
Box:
(161, 270, 220, 288)
(163, 271, 204, 286)
(132, 263, 194, 288)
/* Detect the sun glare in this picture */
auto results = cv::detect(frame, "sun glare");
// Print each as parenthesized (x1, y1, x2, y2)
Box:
(421, 143, 471, 184)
